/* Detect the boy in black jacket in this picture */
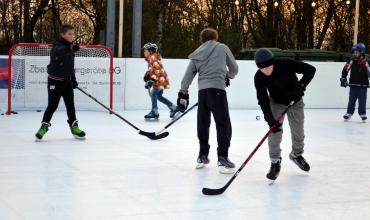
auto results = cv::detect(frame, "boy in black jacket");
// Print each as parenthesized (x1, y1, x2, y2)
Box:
(340, 43, 370, 122)
(254, 48, 316, 183)
(35, 24, 85, 141)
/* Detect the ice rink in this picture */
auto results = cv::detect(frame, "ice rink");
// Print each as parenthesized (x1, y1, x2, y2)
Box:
(0, 109, 370, 220)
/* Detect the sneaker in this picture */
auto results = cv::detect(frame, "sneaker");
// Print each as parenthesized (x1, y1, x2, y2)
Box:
(35, 122, 51, 141)
(217, 156, 235, 174)
(360, 114, 367, 122)
(343, 113, 352, 121)
(289, 153, 310, 172)
(266, 157, 281, 184)
(70, 120, 86, 140)
(196, 154, 210, 169)
(169, 105, 180, 118)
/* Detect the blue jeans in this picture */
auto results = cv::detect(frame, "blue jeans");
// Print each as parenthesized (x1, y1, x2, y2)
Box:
(151, 88, 173, 112)
(347, 87, 367, 115)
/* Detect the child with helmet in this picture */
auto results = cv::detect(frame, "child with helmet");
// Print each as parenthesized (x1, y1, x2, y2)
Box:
(142, 42, 179, 120)
(341, 43, 370, 122)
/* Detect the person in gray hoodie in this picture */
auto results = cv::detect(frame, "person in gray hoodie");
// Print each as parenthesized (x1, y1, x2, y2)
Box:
(177, 28, 239, 174)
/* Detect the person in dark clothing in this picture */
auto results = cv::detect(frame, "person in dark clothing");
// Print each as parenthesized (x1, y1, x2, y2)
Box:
(340, 43, 370, 122)
(35, 24, 86, 141)
(177, 28, 239, 174)
(254, 48, 316, 183)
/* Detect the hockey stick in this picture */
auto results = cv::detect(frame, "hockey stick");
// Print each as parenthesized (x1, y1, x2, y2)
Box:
(77, 87, 169, 140)
(202, 101, 295, 196)
(154, 102, 198, 135)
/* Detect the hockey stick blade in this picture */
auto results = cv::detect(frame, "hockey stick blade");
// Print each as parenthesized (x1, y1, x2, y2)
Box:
(138, 130, 169, 140)
(202, 173, 236, 195)
(202, 186, 227, 196)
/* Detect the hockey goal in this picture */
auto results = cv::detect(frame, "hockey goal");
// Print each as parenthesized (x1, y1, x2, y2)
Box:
(6, 43, 115, 114)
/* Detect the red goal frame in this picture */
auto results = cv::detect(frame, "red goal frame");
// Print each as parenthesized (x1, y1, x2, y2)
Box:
(6, 43, 114, 115)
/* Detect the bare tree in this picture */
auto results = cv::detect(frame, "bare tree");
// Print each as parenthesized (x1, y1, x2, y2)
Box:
(23, 0, 51, 42)
(69, 0, 107, 44)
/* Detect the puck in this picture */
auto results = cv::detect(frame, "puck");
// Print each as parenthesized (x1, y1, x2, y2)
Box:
(36, 110, 41, 112)
(256, 115, 261, 120)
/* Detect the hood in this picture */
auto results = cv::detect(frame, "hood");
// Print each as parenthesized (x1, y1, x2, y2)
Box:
(188, 40, 219, 61)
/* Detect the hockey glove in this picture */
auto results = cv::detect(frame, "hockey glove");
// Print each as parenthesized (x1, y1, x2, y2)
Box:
(145, 80, 155, 89)
(225, 77, 230, 87)
(72, 42, 80, 52)
(340, 77, 348, 88)
(267, 118, 282, 133)
(177, 91, 189, 112)
(292, 83, 305, 103)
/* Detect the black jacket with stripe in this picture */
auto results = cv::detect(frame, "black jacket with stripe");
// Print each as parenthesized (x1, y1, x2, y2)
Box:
(47, 38, 76, 82)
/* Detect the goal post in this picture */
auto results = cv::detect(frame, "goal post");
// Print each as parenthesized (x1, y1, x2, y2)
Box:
(6, 43, 114, 114)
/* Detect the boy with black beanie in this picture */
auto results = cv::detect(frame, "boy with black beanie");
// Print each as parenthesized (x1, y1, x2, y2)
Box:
(35, 24, 85, 141)
(254, 48, 316, 183)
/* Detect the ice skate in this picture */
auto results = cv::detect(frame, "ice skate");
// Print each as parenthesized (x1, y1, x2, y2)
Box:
(35, 122, 51, 141)
(360, 114, 367, 122)
(289, 153, 310, 172)
(267, 158, 281, 185)
(69, 120, 86, 140)
(343, 113, 352, 121)
(217, 156, 235, 174)
(169, 105, 180, 119)
(144, 110, 159, 121)
(196, 154, 210, 169)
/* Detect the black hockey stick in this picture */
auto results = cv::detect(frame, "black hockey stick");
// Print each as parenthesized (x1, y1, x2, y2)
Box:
(77, 87, 168, 140)
(153, 102, 198, 136)
(202, 101, 295, 196)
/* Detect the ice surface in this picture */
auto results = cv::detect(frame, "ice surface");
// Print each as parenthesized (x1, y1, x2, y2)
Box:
(0, 109, 370, 220)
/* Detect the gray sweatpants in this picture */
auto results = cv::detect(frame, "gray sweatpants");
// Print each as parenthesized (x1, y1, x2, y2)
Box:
(268, 99, 305, 160)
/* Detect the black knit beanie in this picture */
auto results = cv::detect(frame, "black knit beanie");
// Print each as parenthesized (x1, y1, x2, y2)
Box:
(254, 48, 274, 68)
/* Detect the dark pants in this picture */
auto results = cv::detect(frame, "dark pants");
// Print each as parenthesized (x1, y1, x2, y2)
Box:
(197, 88, 232, 157)
(42, 79, 77, 125)
(346, 87, 367, 115)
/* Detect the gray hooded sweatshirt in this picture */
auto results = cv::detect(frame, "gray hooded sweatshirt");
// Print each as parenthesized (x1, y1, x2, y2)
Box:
(180, 40, 238, 93)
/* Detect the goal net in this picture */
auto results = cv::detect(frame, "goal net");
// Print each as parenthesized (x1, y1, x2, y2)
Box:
(5, 43, 122, 114)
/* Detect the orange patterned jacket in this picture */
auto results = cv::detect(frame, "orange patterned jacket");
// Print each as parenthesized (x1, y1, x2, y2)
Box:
(145, 52, 170, 90)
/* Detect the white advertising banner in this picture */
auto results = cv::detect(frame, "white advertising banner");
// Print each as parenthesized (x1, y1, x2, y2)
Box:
(23, 56, 125, 111)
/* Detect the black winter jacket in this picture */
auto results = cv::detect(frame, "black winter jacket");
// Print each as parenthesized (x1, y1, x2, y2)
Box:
(254, 58, 316, 121)
(47, 38, 76, 81)
(341, 58, 370, 87)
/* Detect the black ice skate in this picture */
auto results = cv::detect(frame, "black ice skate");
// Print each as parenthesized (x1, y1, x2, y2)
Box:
(217, 156, 235, 174)
(343, 113, 352, 121)
(360, 114, 367, 122)
(144, 111, 159, 121)
(267, 158, 281, 185)
(196, 154, 210, 169)
(289, 153, 310, 172)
